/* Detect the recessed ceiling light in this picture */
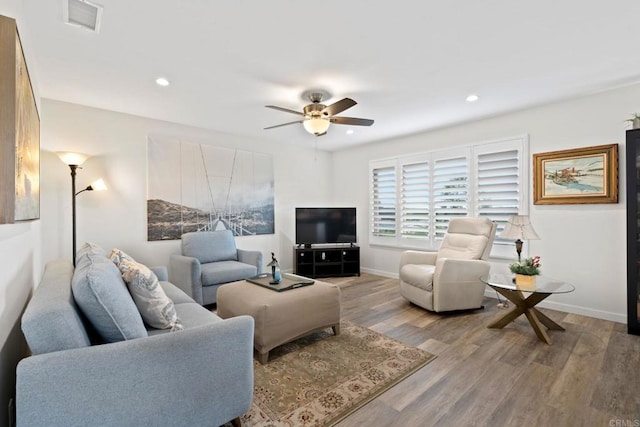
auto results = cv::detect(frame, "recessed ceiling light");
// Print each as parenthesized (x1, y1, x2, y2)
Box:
(155, 77, 170, 87)
(466, 94, 479, 102)
(346, 129, 354, 135)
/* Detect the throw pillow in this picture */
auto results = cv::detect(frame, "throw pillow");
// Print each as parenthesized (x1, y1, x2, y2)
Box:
(119, 259, 183, 331)
(109, 247, 136, 267)
(72, 253, 148, 343)
(76, 241, 107, 265)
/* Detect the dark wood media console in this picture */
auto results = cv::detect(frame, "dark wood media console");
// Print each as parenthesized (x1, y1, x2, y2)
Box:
(294, 246, 360, 278)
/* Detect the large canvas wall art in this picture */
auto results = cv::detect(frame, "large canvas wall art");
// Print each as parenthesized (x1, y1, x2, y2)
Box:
(147, 138, 274, 240)
(0, 15, 40, 224)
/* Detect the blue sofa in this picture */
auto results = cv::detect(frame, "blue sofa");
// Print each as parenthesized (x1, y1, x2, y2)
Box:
(16, 245, 254, 427)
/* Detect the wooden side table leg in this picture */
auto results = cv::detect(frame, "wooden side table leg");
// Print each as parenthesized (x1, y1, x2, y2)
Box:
(523, 308, 552, 345)
(486, 282, 569, 344)
(532, 308, 565, 330)
(488, 306, 525, 329)
(487, 286, 526, 328)
(522, 291, 551, 307)
(518, 292, 555, 344)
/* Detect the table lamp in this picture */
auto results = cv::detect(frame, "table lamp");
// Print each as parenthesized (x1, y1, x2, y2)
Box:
(499, 215, 540, 262)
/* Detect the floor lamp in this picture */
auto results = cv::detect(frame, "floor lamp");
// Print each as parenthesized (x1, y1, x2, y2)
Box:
(499, 214, 540, 262)
(57, 152, 107, 266)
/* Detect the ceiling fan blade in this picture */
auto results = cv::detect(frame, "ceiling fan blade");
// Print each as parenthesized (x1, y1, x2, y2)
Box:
(265, 105, 304, 116)
(322, 98, 357, 117)
(264, 120, 304, 130)
(330, 116, 374, 126)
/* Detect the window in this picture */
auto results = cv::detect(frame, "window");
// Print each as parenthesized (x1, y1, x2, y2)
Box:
(369, 136, 527, 258)
(432, 152, 469, 239)
(370, 161, 397, 237)
(475, 141, 521, 247)
(400, 159, 429, 240)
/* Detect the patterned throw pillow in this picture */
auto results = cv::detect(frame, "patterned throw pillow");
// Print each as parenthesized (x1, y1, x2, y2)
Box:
(118, 259, 183, 332)
(109, 248, 136, 267)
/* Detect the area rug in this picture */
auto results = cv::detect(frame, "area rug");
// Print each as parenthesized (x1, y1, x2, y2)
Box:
(240, 320, 436, 426)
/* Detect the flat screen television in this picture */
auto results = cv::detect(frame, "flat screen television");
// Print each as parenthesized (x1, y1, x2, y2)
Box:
(295, 207, 357, 246)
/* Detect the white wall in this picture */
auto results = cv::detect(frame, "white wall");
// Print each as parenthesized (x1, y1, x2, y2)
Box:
(332, 83, 639, 323)
(40, 99, 334, 273)
(0, 2, 42, 425)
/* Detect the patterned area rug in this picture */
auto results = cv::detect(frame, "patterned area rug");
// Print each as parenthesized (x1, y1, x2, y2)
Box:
(241, 320, 436, 426)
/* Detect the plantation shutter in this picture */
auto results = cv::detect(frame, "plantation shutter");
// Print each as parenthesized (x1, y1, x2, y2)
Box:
(432, 154, 469, 239)
(400, 160, 430, 240)
(476, 149, 520, 244)
(371, 163, 397, 237)
(369, 135, 527, 253)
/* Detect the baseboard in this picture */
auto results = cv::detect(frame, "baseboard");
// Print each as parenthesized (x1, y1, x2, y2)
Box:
(360, 267, 398, 279)
(483, 289, 626, 324)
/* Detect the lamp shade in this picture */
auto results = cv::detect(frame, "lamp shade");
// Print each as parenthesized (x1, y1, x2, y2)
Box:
(57, 151, 89, 166)
(303, 117, 330, 135)
(500, 215, 540, 240)
(90, 178, 107, 191)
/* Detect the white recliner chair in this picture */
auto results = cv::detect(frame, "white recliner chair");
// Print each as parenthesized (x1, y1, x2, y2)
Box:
(399, 217, 497, 312)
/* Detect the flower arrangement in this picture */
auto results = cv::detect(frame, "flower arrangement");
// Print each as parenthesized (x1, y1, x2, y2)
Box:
(625, 113, 640, 129)
(509, 256, 541, 276)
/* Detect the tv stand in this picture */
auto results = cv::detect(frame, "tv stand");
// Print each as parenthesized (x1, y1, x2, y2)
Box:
(294, 245, 360, 278)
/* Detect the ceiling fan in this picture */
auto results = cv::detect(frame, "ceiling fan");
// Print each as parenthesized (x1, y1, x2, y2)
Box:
(264, 90, 374, 136)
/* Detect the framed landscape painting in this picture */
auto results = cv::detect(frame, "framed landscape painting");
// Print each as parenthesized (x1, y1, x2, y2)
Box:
(533, 144, 618, 205)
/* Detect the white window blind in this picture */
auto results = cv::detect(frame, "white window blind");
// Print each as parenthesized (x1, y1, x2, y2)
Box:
(476, 149, 520, 245)
(369, 135, 527, 256)
(433, 155, 469, 240)
(400, 161, 430, 240)
(371, 164, 397, 237)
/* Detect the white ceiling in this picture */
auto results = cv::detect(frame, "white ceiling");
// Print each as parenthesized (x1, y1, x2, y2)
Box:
(18, 0, 640, 151)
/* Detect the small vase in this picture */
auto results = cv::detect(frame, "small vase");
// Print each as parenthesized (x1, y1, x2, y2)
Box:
(270, 267, 281, 284)
(633, 118, 640, 129)
(515, 274, 536, 290)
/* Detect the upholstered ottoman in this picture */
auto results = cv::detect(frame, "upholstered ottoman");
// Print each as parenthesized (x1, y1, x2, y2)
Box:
(217, 279, 341, 364)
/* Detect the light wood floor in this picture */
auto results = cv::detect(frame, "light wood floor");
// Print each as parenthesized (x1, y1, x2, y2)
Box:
(319, 273, 640, 427)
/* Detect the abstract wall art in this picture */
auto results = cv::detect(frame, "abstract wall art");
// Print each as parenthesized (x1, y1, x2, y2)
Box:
(0, 15, 40, 224)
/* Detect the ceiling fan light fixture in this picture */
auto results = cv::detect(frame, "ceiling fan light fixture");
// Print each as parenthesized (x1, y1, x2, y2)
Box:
(265, 91, 372, 136)
(303, 117, 330, 136)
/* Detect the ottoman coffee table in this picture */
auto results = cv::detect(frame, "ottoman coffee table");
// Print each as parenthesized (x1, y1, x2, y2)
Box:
(217, 275, 341, 364)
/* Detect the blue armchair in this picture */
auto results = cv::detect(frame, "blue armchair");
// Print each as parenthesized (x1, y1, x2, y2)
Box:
(169, 230, 263, 305)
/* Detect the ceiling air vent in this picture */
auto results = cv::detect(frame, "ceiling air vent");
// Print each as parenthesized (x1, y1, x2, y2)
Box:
(63, 0, 103, 33)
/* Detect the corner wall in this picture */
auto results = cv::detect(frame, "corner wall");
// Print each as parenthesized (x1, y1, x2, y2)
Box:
(332, 82, 640, 323)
